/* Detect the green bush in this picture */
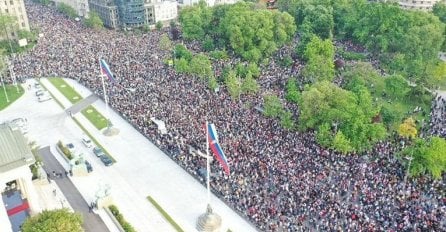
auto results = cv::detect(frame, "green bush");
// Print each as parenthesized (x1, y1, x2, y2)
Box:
(57, 140, 73, 160)
(108, 205, 136, 232)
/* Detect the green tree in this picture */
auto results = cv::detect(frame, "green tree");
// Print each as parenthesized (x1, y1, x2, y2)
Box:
(174, 58, 189, 73)
(384, 74, 410, 100)
(189, 53, 213, 79)
(174, 44, 192, 61)
(299, 81, 385, 152)
(241, 73, 259, 95)
(280, 110, 295, 130)
(156, 21, 163, 31)
(285, 78, 300, 103)
(402, 136, 446, 179)
(316, 123, 332, 147)
(84, 11, 104, 29)
(331, 130, 353, 154)
(159, 34, 172, 51)
(263, 94, 283, 118)
(224, 70, 242, 99)
(57, 3, 77, 19)
(301, 35, 335, 83)
(433, 2, 446, 23)
(21, 209, 83, 232)
(208, 75, 218, 90)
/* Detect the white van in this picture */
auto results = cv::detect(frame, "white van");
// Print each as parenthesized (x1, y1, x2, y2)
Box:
(81, 136, 93, 148)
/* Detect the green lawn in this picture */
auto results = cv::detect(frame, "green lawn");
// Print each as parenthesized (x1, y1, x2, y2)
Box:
(0, 85, 24, 111)
(81, 105, 108, 130)
(147, 196, 184, 232)
(47, 78, 83, 104)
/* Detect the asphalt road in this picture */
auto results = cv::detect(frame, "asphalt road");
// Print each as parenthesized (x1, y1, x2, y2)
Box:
(37, 146, 110, 232)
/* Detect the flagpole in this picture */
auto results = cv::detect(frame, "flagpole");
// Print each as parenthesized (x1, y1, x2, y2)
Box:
(99, 59, 110, 127)
(206, 121, 211, 206)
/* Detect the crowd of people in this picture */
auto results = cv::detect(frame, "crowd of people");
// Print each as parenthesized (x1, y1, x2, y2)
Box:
(430, 93, 446, 138)
(9, 2, 446, 231)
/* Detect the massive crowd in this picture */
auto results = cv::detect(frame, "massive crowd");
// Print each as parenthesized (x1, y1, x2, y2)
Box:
(9, 2, 446, 231)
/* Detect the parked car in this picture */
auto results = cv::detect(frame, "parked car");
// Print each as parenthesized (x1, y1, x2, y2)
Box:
(11, 118, 28, 134)
(92, 147, 105, 157)
(99, 155, 113, 167)
(38, 94, 52, 102)
(81, 136, 93, 148)
(35, 90, 48, 96)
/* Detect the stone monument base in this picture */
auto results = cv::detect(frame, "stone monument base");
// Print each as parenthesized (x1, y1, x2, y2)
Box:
(196, 204, 222, 232)
(103, 127, 120, 136)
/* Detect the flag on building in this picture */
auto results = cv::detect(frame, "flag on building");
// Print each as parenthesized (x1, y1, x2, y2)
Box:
(207, 123, 230, 175)
(100, 59, 116, 83)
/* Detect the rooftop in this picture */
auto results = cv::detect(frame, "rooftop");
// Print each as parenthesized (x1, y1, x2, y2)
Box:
(0, 123, 35, 173)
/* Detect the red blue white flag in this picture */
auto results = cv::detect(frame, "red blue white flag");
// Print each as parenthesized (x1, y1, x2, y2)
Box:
(207, 123, 230, 175)
(100, 59, 116, 83)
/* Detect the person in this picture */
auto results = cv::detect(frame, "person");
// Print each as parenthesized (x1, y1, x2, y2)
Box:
(53, 189, 56, 196)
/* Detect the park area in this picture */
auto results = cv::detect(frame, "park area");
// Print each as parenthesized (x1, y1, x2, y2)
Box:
(0, 85, 24, 111)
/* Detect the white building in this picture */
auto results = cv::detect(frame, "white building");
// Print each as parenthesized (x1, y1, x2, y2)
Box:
(153, 0, 177, 23)
(178, 0, 239, 7)
(399, 0, 446, 10)
(54, 0, 89, 17)
(0, 0, 30, 37)
(0, 123, 41, 232)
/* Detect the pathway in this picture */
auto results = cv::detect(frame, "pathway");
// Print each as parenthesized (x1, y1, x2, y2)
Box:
(37, 146, 109, 232)
(65, 94, 99, 115)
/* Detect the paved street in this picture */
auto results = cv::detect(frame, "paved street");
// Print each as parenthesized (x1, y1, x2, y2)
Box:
(66, 94, 99, 115)
(38, 146, 109, 232)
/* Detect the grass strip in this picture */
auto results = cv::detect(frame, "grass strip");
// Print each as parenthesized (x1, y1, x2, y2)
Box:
(147, 196, 184, 232)
(0, 85, 24, 111)
(81, 105, 108, 130)
(40, 79, 116, 163)
(47, 78, 83, 104)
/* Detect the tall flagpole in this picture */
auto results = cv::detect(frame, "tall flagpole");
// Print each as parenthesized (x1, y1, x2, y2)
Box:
(99, 59, 110, 127)
(206, 121, 211, 206)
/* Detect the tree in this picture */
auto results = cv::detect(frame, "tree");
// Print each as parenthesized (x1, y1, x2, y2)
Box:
(189, 54, 213, 79)
(159, 34, 172, 51)
(299, 81, 386, 152)
(285, 78, 300, 103)
(401, 136, 446, 179)
(21, 209, 83, 232)
(384, 74, 410, 100)
(398, 117, 417, 139)
(174, 58, 189, 73)
(208, 75, 218, 90)
(241, 73, 259, 95)
(433, 2, 446, 23)
(225, 70, 242, 99)
(84, 11, 104, 29)
(263, 94, 283, 118)
(331, 131, 353, 154)
(279, 110, 295, 130)
(301, 35, 335, 83)
(57, 3, 77, 19)
(156, 21, 163, 31)
(174, 44, 192, 61)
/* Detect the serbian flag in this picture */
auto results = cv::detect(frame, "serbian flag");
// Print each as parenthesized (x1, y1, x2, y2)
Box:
(207, 123, 230, 175)
(100, 59, 116, 83)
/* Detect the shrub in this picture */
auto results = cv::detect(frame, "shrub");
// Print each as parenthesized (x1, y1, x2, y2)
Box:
(57, 140, 73, 160)
(108, 205, 136, 232)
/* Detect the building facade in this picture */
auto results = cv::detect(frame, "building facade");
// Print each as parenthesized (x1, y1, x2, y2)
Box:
(54, 0, 90, 17)
(399, 0, 446, 10)
(0, 0, 30, 36)
(0, 123, 40, 232)
(88, 0, 119, 28)
(89, 0, 178, 29)
(178, 0, 238, 7)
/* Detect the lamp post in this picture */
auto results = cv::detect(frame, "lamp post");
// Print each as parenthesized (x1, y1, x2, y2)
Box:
(403, 155, 414, 199)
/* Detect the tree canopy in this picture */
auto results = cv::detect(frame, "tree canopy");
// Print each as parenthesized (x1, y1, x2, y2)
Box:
(401, 136, 446, 179)
(179, 1, 296, 62)
(299, 81, 386, 152)
(21, 209, 83, 232)
(84, 11, 104, 29)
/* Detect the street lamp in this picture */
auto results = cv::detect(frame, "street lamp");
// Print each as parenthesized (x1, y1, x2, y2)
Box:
(403, 155, 414, 199)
